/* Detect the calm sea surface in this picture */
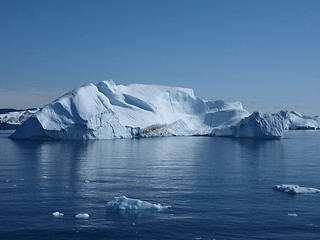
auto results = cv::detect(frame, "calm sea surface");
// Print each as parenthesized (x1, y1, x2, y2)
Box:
(0, 131, 320, 240)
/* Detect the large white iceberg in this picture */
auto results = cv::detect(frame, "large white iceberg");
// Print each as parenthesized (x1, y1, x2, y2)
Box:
(10, 80, 286, 140)
(106, 196, 170, 210)
(273, 184, 320, 194)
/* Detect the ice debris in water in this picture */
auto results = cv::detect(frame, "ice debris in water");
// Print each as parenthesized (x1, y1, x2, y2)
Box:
(106, 196, 170, 211)
(52, 211, 64, 217)
(42, 176, 48, 179)
(75, 213, 89, 219)
(288, 213, 298, 217)
(273, 184, 320, 194)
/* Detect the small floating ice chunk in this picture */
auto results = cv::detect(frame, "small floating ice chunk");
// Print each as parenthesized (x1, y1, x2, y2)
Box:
(106, 196, 170, 211)
(273, 184, 320, 194)
(52, 211, 64, 217)
(75, 213, 89, 219)
(6, 180, 9, 183)
(288, 213, 298, 217)
(42, 176, 48, 179)
(84, 180, 90, 183)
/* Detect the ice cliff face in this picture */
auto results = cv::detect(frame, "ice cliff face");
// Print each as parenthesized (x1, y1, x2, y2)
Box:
(10, 80, 286, 140)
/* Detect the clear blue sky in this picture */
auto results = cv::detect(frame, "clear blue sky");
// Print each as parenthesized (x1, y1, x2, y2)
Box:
(0, 0, 319, 115)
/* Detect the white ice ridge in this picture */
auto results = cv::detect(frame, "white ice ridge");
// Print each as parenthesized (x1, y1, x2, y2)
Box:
(106, 196, 170, 210)
(52, 211, 64, 217)
(273, 184, 320, 194)
(10, 80, 287, 140)
(75, 213, 90, 219)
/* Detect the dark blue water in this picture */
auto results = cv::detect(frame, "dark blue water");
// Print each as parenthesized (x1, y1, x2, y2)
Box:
(1, 131, 320, 240)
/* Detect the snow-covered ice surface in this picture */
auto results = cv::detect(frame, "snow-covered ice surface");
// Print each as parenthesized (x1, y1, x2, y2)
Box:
(106, 196, 170, 211)
(75, 213, 89, 219)
(273, 184, 320, 194)
(0, 109, 38, 130)
(10, 81, 288, 140)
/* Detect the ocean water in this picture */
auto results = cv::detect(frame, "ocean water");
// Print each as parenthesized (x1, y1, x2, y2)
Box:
(0, 130, 320, 240)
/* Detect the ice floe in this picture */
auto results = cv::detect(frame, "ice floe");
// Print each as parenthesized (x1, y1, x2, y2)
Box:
(273, 184, 320, 194)
(106, 196, 170, 211)
(52, 211, 64, 217)
(288, 213, 298, 217)
(75, 213, 89, 219)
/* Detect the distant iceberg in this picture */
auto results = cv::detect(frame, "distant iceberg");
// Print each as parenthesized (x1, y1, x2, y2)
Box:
(10, 80, 289, 140)
(279, 110, 320, 130)
(106, 196, 170, 210)
(0, 109, 38, 130)
(273, 184, 320, 194)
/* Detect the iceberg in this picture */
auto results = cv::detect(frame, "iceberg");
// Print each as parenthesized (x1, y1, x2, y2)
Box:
(273, 184, 320, 194)
(279, 110, 320, 130)
(0, 109, 38, 130)
(106, 196, 170, 210)
(10, 80, 286, 140)
(211, 111, 286, 138)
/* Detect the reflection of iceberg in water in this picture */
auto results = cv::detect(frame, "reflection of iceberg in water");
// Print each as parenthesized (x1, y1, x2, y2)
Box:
(11, 139, 97, 214)
(10, 135, 289, 221)
(17, 138, 190, 212)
